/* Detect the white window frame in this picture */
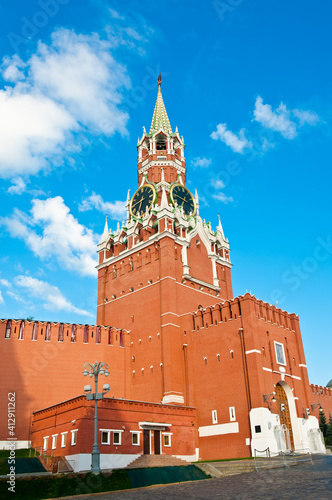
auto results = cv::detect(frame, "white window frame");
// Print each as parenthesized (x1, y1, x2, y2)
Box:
(130, 431, 141, 446)
(52, 434, 58, 450)
(212, 410, 218, 424)
(113, 431, 121, 445)
(71, 429, 78, 446)
(229, 406, 236, 422)
(101, 430, 110, 445)
(274, 341, 286, 366)
(61, 432, 67, 448)
(100, 429, 124, 446)
(163, 433, 172, 447)
(43, 436, 49, 451)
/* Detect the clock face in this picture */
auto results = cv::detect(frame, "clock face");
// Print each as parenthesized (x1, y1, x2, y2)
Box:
(130, 184, 155, 217)
(170, 184, 196, 216)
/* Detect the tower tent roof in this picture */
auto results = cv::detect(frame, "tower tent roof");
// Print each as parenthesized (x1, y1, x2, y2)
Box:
(149, 74, 172, 135)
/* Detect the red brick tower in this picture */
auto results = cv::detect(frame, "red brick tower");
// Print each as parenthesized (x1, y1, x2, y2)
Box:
(96, 75, 233, 405)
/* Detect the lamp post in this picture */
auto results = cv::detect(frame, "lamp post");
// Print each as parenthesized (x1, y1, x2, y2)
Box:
(83, 361, 110, 474)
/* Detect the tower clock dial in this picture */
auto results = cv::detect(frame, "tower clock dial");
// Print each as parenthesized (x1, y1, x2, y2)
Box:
(130, 184, 156, 217)
(170, 184, 196, 216)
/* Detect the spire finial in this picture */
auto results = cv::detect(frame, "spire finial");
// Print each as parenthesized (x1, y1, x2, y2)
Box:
(149, 73, 172, 135)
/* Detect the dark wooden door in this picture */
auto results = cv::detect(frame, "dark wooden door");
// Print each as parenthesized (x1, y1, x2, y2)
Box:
(143, 430, 150, 454)
(154, 430, 160, 455)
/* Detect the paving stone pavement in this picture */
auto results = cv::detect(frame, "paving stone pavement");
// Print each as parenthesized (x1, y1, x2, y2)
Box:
(66, 456, 332, 500)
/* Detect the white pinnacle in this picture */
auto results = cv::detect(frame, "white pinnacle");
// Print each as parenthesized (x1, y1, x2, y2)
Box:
(160, 184, 168, 209)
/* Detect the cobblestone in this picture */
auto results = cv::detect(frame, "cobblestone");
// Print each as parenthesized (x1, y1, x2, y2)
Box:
(66, 455, 332, 500)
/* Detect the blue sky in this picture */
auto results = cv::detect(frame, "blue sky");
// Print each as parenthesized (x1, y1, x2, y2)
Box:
(0, 0, 331, 386)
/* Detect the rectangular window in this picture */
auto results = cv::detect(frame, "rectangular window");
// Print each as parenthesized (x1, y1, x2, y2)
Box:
(18, 321, 25, 340)
(5, 320, 12, 339)
(131, 432, 140, 446)
(163, 434, 172, 447)
(96, 326, 101, 344)
(274, 341, 286, 366)
(229, 406, 236, 422)
(58, 323, 63, 342)
(101, 431, 110, 445)
(61, 432, 67, 448)
(108, 328, 112, 345)
(43, 436, 49, 451)
(113, 432, 121, 445)
(52, 434, 58, 449)
(212, 410, 218, 424)
(32, 322, 38, 341)
(119, 330, 123, 347)
(255, 425, 261, 434)
(71, 430, 77, 446)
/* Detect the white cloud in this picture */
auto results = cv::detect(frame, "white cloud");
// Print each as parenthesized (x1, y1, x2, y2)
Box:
(211, 123, 253, 153)
(0, 28, 130, 179)
(253, 96, 297, 139)
(213, 179, 226, 189)
(0, 196, 98, 277)
(191, 157, 212, 168)
(15, 275, 93, 317)
(0, 278, 11, 287)
(6, 290, 29, 304)
(109, 8, 125, 20)
(210, 179, 233, 204)
(8, 177, 26, 195)
(1, 55, 26, 82)
(292, 108, 320, 126)
(79, 192, 127, 220)
(253, 97, 320, 139)
(212, 192, 234, 204)
(0, 291, 4, 304)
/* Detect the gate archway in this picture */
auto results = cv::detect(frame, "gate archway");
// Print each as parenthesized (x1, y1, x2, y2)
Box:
(275, 383, 294, 450)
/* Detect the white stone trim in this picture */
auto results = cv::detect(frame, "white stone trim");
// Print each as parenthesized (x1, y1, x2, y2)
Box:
(182, 273, 220, 291)
(97, 276, 176, 307)
(162, 394, 184, 405)
(176, 281, 220, 299)
(299, 364, 307, 368)
(246, 349, 261, 355)
(71, 429, 78, 446)
(198, 422, 239, 437)
(161, 323, 180, 328)
(262, 367, 273, 372)
(139, 421, 172, 430)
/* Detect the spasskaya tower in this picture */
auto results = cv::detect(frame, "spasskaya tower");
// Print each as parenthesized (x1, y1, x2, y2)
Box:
(96, 74, 232, 405)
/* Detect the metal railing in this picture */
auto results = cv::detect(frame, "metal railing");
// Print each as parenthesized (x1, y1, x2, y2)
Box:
(254, 448, 313, 471)
(57, 457, 75, 473)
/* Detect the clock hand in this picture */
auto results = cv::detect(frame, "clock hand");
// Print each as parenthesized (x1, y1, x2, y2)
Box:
(138, 199, 144, 213)
(176, 195, 188, 205)
(132, 196, 144, 208)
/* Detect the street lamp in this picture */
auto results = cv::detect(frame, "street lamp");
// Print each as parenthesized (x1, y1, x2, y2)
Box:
(263, 393, 277, 403)
(83, 361, 110, 474)
(310, 402, 324, 413)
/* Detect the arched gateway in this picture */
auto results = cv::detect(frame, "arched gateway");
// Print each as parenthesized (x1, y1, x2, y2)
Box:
(275, 383, 294, 449)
